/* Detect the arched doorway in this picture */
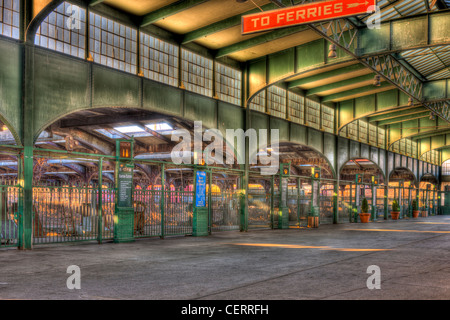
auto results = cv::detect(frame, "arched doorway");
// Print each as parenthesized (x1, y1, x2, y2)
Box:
(389, 168, 417, 219)
(419, 173, 439, 216)
(0, 117, 23, 248)
(248, 142, 335, 229)
(30, 107, 242, 244)
(339, 159, 385, 223)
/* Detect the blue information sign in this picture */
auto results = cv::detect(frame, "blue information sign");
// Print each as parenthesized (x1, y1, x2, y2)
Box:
(195, 171, 207, 207)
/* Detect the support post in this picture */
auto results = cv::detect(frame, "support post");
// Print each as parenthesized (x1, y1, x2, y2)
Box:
(278, 163, 290, 229)
(161, 163, 165, 239)
(20, 43, 35, 250)
(354, 174, 361, 223)
(193, 168, 208, 237)
(349, 183, 353, 223)
(113, 140, 135, 243)
(371, 177, 378, 221)
(333, 179, 339, 224)
(270, 175, 275, 229)
(384, 186, 388, 220)
(297, 178, 301, 227)
(399, 180, 404, 219)
(97, 158, 103, 244)
(308, 168, 320, 228)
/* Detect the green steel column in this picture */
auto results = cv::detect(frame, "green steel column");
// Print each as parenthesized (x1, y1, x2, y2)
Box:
(309, 168, 320, 228)
(354, 177, 360, 223)
(270, 175, 275, 229)
(349, 183, 353, 223)
(399, 181, 404, 219)
(333, 179, 339, 224)
(432, 189, 436, 216)
(160, 163, 165, 239)
(408, 187, 412, 218)
(208, 170, 212, 235)
(20, 43, 35, 250)
(371, 181, 376, 222)
(297, 178, 301, 227)
(97, 158, 103, 244)
(384, 186, 388, 220)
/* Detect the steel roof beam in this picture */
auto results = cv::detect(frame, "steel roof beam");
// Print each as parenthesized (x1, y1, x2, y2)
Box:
(368, 107, 427, 122)
(268, 1, 449, 122)
(182, 3, 278, 44)
(306, 74, 375, 96)
(215, 25, 309, 58)
(322, 82, 393, 103)
(288, 64, 367, 89)
(141, 0, 209, 28)
(377, 112, 430, 126)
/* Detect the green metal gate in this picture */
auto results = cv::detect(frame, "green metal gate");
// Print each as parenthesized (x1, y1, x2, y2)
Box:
(0, 181, 21, 248)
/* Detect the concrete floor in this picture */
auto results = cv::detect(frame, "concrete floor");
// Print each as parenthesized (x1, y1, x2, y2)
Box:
(1, 216, 450, 300)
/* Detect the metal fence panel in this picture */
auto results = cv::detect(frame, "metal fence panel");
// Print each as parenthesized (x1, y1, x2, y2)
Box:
(211, 192, 240, 232)
(0, 185, 20, 248)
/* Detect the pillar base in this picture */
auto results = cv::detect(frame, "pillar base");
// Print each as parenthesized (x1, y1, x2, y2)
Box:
(278, 207, 290, 229)
(114, 208, 135, 243)
(308, 216, 319, 228)
(193, 207, 209, 237)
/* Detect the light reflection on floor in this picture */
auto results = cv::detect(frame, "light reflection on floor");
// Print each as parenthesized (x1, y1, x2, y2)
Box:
(345, 229, 450, 234)
(229, 243, 392, 252)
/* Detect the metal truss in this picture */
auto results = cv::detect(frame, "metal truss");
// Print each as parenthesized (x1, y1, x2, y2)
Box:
(363, 54, 423, 98)
(268, 0, 449, 123)
(310, 19, 359, 52)
(424, 100, 450, 121)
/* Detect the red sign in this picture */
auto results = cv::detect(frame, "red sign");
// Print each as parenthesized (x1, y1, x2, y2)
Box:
(242, 0, 376, 34)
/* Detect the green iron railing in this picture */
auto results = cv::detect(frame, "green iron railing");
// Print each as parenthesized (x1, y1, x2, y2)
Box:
(0, 182, 21, 248)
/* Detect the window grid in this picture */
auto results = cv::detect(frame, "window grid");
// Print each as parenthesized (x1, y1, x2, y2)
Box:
(399, 139, 406, 155)
(411, 141, 418, 158)
(321, 105, 334, 133)
(358, 120, 368, 143)
(267, 86, 286, 119)
(393, 141, 401, 153)
(89, 12, 137, 74)
(378, 128, 385, 148)
(140, 32, 178, 87)
(249, 90, 266, 113)
(288, 92, 304, 124)
(406, 139, 412, 156)
(35, 2, 86, 59)
(369, 124, 377, 145)
(442, 160, 450, 175)
(0, 0, 20, 39)
(348, 121, 358, 140)
(181, 49, 213, 97)
(215, 62, 241, 106)
(305, 99, 320, 130)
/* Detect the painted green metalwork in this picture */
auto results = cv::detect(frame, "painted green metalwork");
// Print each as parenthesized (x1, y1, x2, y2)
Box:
(140, 0, 209, 27)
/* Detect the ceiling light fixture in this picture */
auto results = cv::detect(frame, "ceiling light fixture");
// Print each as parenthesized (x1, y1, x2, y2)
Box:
(408, 97, 414, 107)
(328, 44, 337, 58)
(373, 75, 381, 87)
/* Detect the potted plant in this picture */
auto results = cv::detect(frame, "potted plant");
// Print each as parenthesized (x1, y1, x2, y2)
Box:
(359, 198, 371, 223)
(421, 206, 428, 218)
(412, 200, 420, 218)
(391, 200, 400, 220)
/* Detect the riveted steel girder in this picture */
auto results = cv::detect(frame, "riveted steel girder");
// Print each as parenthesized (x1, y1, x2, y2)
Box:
(423, 100, 450, 122)
(364, 54, 423, 99)
(268, 1, 448, 123)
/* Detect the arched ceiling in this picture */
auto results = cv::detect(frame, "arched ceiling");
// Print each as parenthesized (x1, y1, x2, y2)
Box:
(25, 0, 450, 176)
